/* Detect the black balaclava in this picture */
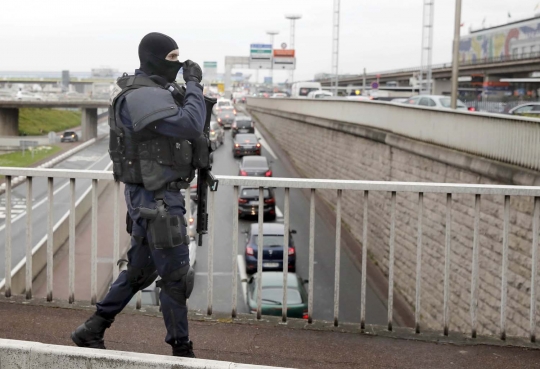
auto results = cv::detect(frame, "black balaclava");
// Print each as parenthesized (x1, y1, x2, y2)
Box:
(138, 32, 182, 83)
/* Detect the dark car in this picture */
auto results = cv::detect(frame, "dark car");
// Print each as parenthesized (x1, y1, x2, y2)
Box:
(238, 186, 276, 220)
(60, 131, 79, 142)
(247, 272, 308, 319)
(216, 111, 235, 129)
(232, 116, 255, 138)
(244, 223, 296, 274)
(239, 156, 272, 176)
(233, 134, 261, 158)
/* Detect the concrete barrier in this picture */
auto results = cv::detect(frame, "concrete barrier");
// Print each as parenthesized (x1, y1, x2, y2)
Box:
(247, 97, 540, 172)
(0, 339, 289, 369)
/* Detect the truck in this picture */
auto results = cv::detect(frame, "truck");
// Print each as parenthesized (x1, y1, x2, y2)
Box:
(291, 82, 322, 98)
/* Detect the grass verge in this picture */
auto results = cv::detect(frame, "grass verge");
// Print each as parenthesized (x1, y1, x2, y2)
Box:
(0, 146, 62, 168)
(19, 108, 81, 136)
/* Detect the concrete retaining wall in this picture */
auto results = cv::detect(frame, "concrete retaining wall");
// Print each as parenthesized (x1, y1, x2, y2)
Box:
(249, 104, 540, 339)
(0, 339, 285, 369)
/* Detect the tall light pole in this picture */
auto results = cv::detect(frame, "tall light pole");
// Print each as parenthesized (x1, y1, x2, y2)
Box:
(285, 14, 302, 84)
(332, 0, 341, 95)
(450, 0, 462, 109)
(266, 30, 279, 86)
(419, 0, 435, 95)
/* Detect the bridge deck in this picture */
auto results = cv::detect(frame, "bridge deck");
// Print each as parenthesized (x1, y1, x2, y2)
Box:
(0, 297, 538, 369)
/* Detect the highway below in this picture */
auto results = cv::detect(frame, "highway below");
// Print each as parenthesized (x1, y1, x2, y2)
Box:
(0, 123, 110, 280)
(188, 108, 388, 326)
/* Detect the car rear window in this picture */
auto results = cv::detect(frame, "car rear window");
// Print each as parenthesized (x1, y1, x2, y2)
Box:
(236, 120, 252, 128)
(218, 101, 231, 107)
(440, 97, 466, 108)
(241, 188, 270, 198)
(253, 235, 284, 247)
(261, 288, 302, 305)
(237, 135, 258, 144)
(242, 156, 267, 167)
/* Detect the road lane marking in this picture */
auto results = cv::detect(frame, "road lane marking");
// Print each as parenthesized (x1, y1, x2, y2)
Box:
(237, 254, 248, 306)
(0, 151, 111, 233)
(254, 128, 277, 160)
(275, 206, 283, 219)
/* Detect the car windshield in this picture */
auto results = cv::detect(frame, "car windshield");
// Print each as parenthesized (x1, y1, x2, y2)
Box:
(299, 87, 319, 96)
(440, 97, 466, 108)
(64, 131, 75, 135)
(258, 287, 302, 305)
(242, 157, 267, 168)
(236, 120, 252, 128)
(253, 235, 284, 247)
(241, 188, 270, 198)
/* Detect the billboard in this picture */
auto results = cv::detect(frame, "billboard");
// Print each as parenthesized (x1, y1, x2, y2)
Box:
(459, 17, 540, 63)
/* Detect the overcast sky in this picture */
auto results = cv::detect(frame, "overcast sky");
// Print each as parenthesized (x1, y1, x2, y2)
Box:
(1, 0, 539, 82)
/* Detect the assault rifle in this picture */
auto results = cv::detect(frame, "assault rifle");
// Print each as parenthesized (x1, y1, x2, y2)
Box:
(166, 82, 217, 246)
(195, 96, 218, 246)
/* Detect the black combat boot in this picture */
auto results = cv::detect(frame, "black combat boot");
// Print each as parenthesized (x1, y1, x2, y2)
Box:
(172, 340, 195, 358)
(71, 313, 114, 349)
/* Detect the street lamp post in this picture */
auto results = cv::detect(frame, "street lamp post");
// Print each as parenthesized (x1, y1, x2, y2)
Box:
(450, 0, 462, 109)
(332, 0, 341, 95)
(266, 30, 279, 86)
(285, 14, 302, 84)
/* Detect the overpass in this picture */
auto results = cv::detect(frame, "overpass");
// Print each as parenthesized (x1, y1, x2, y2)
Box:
(318, 52, 540, 95)
(1, 100, 540, 367)
(0, 100, 109, 141)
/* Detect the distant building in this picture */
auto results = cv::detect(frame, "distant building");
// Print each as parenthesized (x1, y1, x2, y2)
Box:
(460, 16, 540, 63)
(91, 68, 119, 78)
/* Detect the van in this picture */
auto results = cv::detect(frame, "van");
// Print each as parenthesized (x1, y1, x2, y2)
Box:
(291, 82, 322, 98)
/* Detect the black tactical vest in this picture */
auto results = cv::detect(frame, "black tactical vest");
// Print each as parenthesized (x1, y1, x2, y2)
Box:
(108, 75, 196, 191)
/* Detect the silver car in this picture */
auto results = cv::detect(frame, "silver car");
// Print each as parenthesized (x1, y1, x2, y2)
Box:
(404, 95, 470, 111)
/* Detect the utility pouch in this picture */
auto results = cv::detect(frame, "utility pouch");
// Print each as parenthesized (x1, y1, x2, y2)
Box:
(173, 140, 193, 166)
(138, 200, 188, 249)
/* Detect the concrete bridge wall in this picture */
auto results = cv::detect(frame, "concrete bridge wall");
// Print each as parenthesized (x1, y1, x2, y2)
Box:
(248, 98, 540, 338)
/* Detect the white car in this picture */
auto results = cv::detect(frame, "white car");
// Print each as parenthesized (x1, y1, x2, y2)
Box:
(213, 98, 235, 114)
(307, 90, 333, 99)
(403, 95, 470, 111)
(270, 93, 288, 98)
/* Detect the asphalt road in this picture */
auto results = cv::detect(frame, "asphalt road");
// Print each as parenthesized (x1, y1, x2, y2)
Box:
(0, 122, 111, 279)
(188, 109, 388, 325)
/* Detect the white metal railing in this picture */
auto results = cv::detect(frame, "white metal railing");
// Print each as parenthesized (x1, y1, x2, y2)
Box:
(1, 167, 539, 343)
(247, 97, 540, 172)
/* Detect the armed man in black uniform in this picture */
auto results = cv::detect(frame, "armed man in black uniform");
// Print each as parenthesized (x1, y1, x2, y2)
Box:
(71, 32, 208, 358)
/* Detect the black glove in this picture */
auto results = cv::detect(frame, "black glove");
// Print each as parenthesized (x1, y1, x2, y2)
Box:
(182, 60, 202, 83)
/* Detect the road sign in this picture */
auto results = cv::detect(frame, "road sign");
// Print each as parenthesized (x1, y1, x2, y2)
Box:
(203, 61, 217, 68)
(371, 82, 379, 89)
(273, 49, 295, 57)
(281, 42, 287, 49)
(272, 57, 296, 70)
(249, 43, 273, 70)
(250, 44, 272, 60)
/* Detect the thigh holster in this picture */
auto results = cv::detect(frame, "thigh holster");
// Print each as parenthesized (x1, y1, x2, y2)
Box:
(138, 198, 189, 250)
(156, 264, 195, 306)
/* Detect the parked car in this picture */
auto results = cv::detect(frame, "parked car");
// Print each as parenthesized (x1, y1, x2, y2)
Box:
(233, 134, 261, 158)
(239, 156, 272, 176)
(60, 131, 79, 142)
(238, 186, 276, 220)
(403, 95, 471, 111)
(246, 272, 308, 319)
(232, 116, 255, 138)
(508, 103, 540, 117)
(244, 223, 296, 274)
(216, 111, 235, 129)
(209, 120, 224, 146)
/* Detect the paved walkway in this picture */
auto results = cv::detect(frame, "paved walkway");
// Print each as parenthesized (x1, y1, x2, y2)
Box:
(0, 297, 539, 369)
